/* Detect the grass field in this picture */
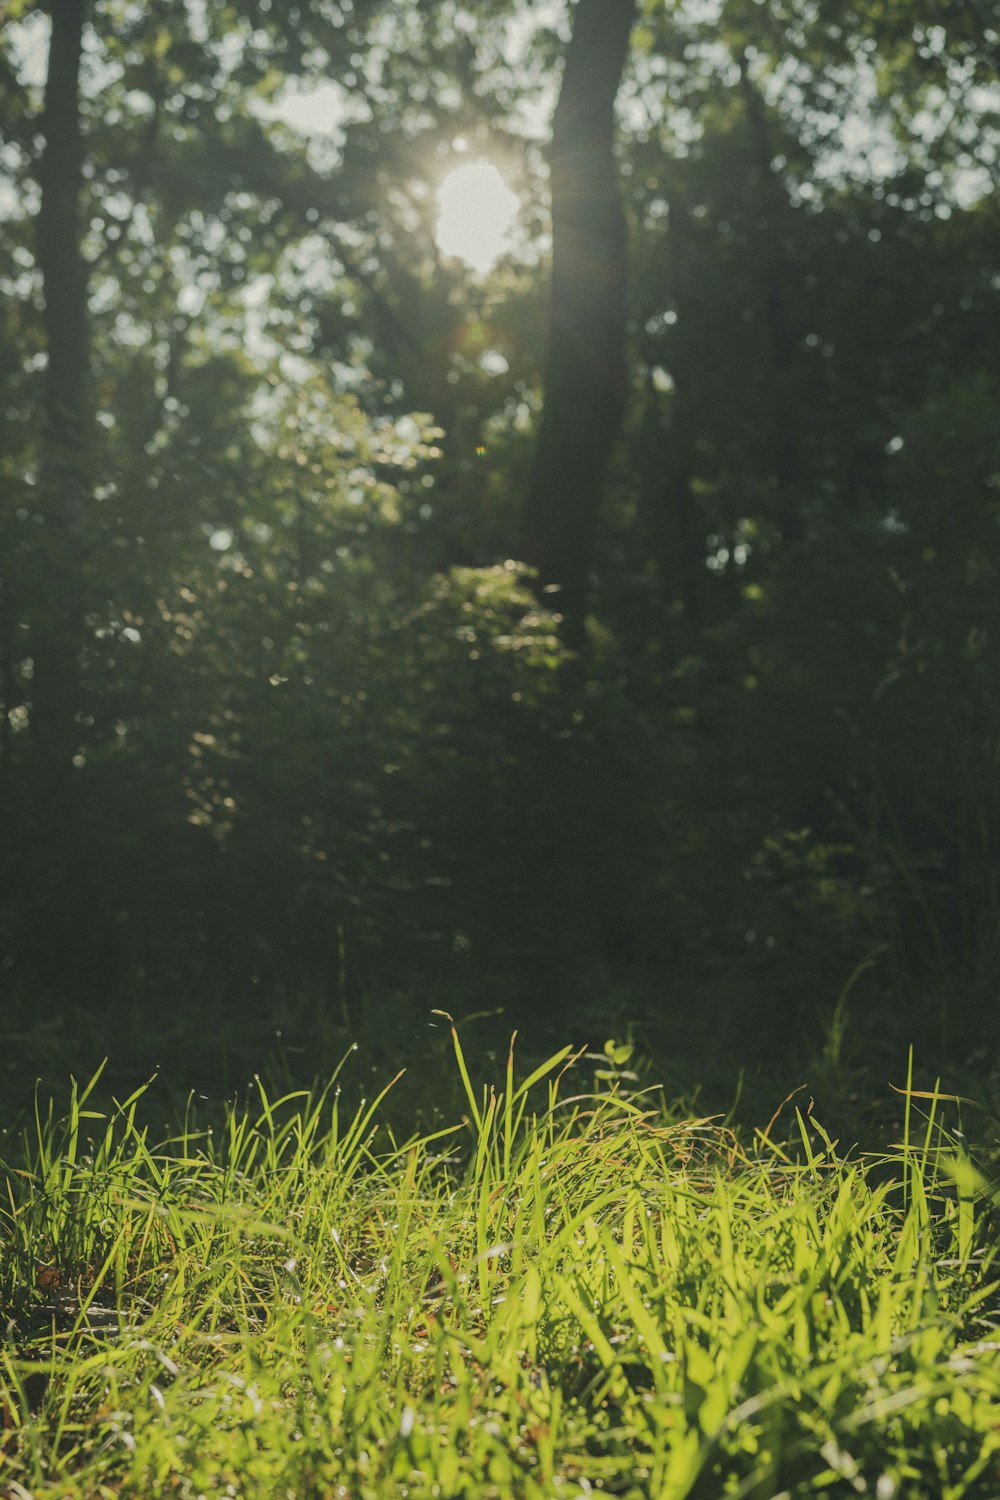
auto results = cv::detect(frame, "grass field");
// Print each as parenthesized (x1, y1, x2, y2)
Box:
(1, 1020, 998, 1499)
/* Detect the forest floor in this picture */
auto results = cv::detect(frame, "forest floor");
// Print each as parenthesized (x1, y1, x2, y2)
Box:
(1, 1003, 999, 1499)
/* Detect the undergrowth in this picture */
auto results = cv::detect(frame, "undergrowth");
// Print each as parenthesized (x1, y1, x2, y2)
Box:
(1, 1023, 998, 1499)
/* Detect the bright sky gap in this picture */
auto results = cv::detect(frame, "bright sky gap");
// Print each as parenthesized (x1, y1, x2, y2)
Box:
(434, 161, 520, 274)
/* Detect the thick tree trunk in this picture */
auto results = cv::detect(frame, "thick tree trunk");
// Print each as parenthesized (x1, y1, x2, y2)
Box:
(522, 0, 637, 634)
(33, 0, 90, 768)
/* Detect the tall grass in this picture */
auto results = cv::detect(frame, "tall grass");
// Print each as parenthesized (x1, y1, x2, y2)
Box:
(1, 1026, 998, 1498)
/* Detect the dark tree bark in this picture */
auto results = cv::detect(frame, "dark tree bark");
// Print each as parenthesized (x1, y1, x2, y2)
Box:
(645, 187, 703, 646)
(33, 0, 90, 768)
(736, 50, 804, 545)
(522, 0, 637, 633)
(19, 0, 108, 991)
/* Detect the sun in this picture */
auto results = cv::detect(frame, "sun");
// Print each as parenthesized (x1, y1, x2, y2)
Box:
(435, 160, 520, 274)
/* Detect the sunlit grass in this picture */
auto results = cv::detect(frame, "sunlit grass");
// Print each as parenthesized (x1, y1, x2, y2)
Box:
(1, 1028, 998, 1499)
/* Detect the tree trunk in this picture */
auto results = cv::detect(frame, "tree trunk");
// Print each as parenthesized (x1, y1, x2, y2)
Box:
(33, 0, 90, 768)
(647, 188, 703, 645)
(20, 0, 106, 993)
(736, 51, 803, 545)
(522, 0, 637, 634)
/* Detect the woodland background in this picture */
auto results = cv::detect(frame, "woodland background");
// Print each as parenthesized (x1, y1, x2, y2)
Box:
(1, 0, 999, 1101)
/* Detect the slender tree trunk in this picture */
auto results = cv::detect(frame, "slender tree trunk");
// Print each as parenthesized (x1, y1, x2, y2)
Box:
(646, 188, 703, 645)
(736, 51, 803, 545)
(22, 1, 107, 992)
(33, 0, 90, 768)
(0, 570, 13, 797)
(522, 0, 637, 634)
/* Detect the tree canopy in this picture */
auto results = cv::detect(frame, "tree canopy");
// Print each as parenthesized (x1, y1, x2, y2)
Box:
(1, 0, 998, 1053)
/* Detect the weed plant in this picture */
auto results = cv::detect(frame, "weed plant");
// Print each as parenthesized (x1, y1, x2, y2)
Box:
(1, 1026, 998, 1499)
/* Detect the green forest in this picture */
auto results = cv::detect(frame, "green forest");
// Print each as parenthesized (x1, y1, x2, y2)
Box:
(1, 1, 999, 1494)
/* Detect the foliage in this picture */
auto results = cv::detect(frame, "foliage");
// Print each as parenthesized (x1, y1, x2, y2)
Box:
(1, 0, 998, 1053)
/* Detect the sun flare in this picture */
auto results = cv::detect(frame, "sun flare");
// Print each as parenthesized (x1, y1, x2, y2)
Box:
(435, 160, 519, 274)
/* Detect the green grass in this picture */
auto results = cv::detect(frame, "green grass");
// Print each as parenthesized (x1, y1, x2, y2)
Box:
(1, 1025, 998, 1499)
